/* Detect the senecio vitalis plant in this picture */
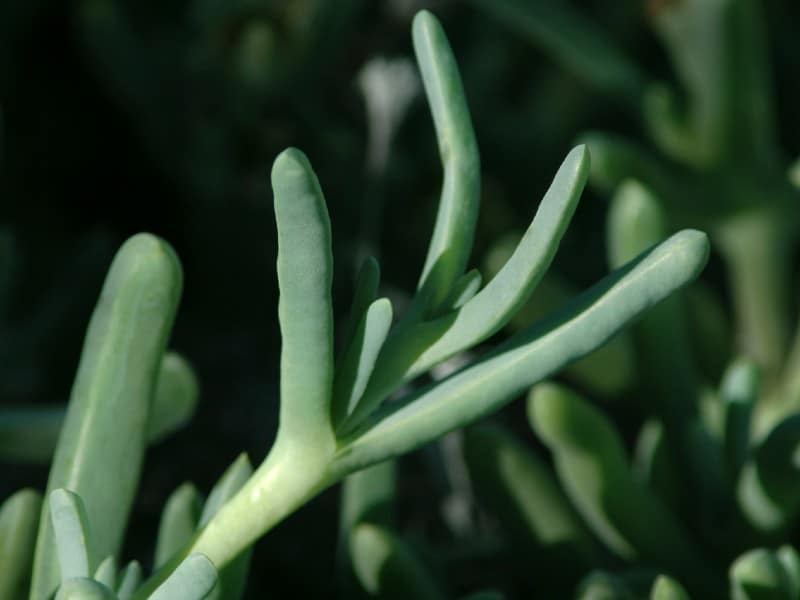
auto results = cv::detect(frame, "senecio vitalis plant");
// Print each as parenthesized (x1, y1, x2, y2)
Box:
(1, 11, 710, 600)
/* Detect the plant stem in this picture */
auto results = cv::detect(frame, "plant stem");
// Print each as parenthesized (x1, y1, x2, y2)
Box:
(715, 208, 790, 385)
(134, 440, 337, 597)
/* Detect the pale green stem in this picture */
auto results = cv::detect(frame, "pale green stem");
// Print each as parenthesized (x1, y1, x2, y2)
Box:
(134, 438, 339, 598)
(715, 209, 790, 386)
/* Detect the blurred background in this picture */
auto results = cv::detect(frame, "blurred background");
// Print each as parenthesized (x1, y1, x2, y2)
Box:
(2, 0, 799, 596)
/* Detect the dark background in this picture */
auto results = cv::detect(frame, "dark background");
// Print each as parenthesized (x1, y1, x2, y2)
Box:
(2, 0, 799, 596)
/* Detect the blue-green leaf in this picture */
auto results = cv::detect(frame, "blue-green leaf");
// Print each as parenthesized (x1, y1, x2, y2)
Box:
(411, 10, 480, 316)
(146, 352, 199, 444)
(272, 148, 335, 448)
(333, 298, 393, 426)
(344, 145, 589, 434)
(49, 489, 94, 582)
(350, 523, 445, 600)
(336, 230, 709, 470)
(31, 234, 182, 600)
(650, 574, 690, 600)
(0, 488, 41, 600)
(117, 561, 143, 600)
(94, 556, 117, 589)
(148, 553, 217, 600)
(154, 483, 201, 569)
(54, 578, 115, 600)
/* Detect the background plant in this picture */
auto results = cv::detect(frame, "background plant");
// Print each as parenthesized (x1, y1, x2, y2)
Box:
(3, 0, 800, 597)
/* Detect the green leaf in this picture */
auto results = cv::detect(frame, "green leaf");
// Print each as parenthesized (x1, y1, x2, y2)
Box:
(738, 414, 800, 533)
(146, 352, 200, 444)
(410, 10, 480, 316)
(344, 145, 589, 434)
(94, 555, 117, 589)
(271, 148, 335, 448)
(154, 483, 202, 569)
(148, 553, 217, 600)
(730, 548, 793, 600)
(336, 230, 709, 471)
(0, 488, 41, 600)
(199, 454, 253, 527)
(776, 546, 800, 600)
(528, 383, 716, 594)
(0, 351, 198, 464)
(720, 359, 759, 484)
(49, 489, 95, 582)
(54, 578, 115, 600)
(577, 571, 635, 600)
(350, 523, 445, 600)
(462, 425, 597, 574)
(31, 233, 182, 600)
(198, 454, 253, 600)
(465, 0, 643, 102)
(340, 256, 380, 354)
(117, 561, 143, 600)
(438, 269, 482, 314)
(332, 298, 393, 427)
(338, 461, 397, 593)
(651, 575, 690, 600)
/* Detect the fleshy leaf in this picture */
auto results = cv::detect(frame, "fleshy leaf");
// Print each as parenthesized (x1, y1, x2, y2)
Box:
(94, 555, 117, 589)
(350, 523, 445, 600)
(31, 234, 182, 600)
(49, 489, 94, 582)
(411, 10, 480, 316)
(332, 298, 393, 426)
(528, 383, 715, 593)
(117, 561, 143, 600)
(148, 553, 217, 600)
(154, 483, 201, 569)
(336, 230, 709, 470)
(272, 148, 335, 447)
(0, 488, 42, 600)
(343, 145, 589, 434)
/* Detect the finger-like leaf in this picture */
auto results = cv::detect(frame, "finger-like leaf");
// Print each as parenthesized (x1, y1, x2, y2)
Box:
(117, 561, 143, 600)
(528, 384, 716, 594)
(344, 145, 588, 434)
(411, 10, 480, 315)
(720, 359, 759, 483)
(777, 546, 800, 600)
(49, 489, 94, 581)
(332, 298, 393, 426)
(154, 483, 202, 569)
(272, 148, 335, 447)
(198, 454, 253, 600)
(146, 352, 199, 444)
(340, 256, 380, 353)
(199, 454, 253, 528)
(54, 578, 115, 600)
(738, 415, 800, 532)
(0, 352, 198, 465)
(338, 461, 397, 593)
(0, 488, 41, 600)
(350, 523, 445, 600)
(463, 426, 595, 557)
(94, 556, 117, 589)
(577, 571, 635, 600)
(31, 234, 182, 600)
(439, 269, 482, 313)
(730, 548, 793, 600)
(650, 575, 690, 600)
(336, 230, 709, 470)
(148, 553, 217, 600)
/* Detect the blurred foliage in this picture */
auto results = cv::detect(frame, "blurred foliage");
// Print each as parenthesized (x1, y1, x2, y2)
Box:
(2, 0, 800, 597)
